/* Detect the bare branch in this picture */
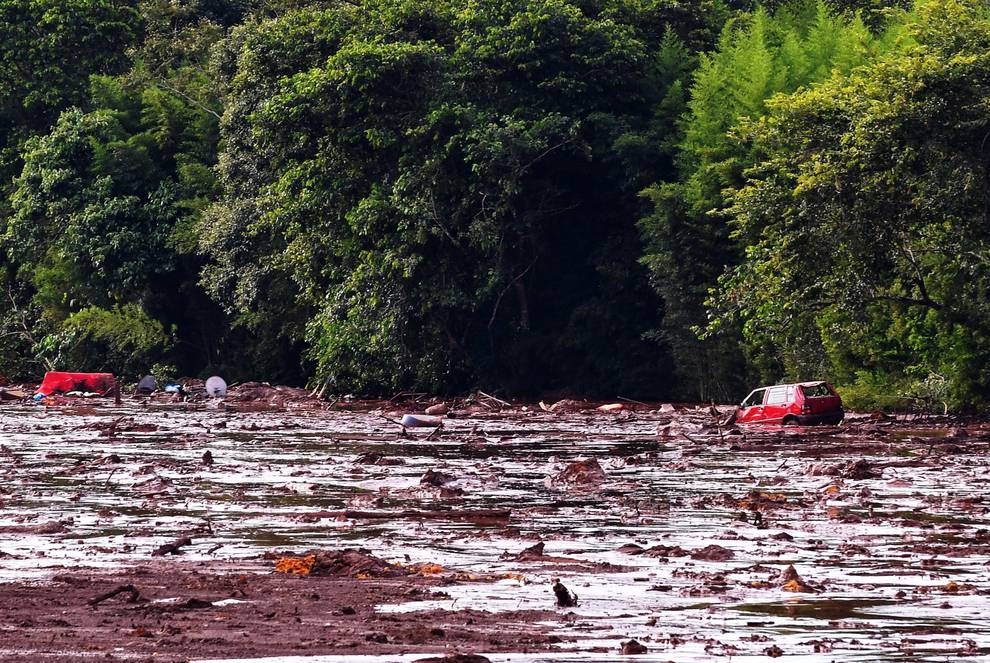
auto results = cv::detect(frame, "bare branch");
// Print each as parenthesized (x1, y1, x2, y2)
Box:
(488, 256, 538, 329)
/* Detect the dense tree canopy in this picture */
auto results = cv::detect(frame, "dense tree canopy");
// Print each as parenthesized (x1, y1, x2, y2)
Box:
(712, 0, 990, 409)
(1, 0, 988, 410)
(0, 0, 139, 181)
(202, 0, 714, 395)
(638, 1, 885, 401)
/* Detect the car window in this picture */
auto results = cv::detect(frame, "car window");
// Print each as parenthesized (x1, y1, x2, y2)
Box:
(742, 389, 766, 407)
(766, 386, 789, 405)
(801, 383, 832, 398)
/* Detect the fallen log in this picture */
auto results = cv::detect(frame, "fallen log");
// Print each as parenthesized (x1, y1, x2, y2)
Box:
(88, 584, 141, 606)
(152, 536, 192, 557)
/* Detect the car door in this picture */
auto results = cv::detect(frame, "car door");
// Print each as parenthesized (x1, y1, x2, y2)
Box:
(737, 388, 768, 423)
(762, 385, 791, 423)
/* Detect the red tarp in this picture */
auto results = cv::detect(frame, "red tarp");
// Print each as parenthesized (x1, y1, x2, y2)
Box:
(37, 372, 116, 396)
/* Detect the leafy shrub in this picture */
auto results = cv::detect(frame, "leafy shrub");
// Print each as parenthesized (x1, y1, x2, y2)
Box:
(57, 304, 173, 379)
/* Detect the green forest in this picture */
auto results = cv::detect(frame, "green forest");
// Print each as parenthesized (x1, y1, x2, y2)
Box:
(1, 0, 989, 410)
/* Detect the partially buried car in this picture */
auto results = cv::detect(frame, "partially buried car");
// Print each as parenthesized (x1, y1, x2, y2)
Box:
(735, 381, 844, 425)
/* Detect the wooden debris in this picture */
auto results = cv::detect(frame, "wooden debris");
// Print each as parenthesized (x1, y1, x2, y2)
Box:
(88, 584, 141, 606)
(152, 536, 192, 557)
(552, 578, 578, 607)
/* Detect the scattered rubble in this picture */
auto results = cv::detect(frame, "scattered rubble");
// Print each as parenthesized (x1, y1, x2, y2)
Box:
(2, 402, 990, 661)
(270, 549, 407, 578)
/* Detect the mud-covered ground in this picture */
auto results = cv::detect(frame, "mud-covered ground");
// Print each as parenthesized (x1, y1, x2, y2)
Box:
(3, 387, 990, 662)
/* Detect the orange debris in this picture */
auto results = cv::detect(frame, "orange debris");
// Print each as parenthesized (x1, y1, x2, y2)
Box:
(274, 554, 316, 575)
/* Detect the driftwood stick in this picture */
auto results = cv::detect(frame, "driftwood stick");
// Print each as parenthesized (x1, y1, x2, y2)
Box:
(388, 391, 427, 403)
(712, 401, 725, 443)
(618, 396, 648, 406)
(425, 423, 444, 441)
(680, 432, 703, 444)
(377, 413, 407, 428)
(88, 584, 141, 606)
(151, 536, 192, 557)
(477, 390, 510, 406)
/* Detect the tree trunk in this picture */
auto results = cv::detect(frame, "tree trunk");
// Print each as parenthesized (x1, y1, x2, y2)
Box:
(514, 280, 530, 330)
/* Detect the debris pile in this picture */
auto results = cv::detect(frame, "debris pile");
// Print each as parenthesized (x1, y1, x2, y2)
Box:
(270, 549, 407, 578)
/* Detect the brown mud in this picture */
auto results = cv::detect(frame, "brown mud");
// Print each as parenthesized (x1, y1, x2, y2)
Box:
(3, 389, 990, 661)
(0, 560, 557, 663)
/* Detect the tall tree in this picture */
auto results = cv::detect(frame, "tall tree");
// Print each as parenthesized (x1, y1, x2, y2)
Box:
(0, 0, 139, 182)
(638, 0, 881, 401)
(203, 0, 716, 395)
(711, 0, 990, 409)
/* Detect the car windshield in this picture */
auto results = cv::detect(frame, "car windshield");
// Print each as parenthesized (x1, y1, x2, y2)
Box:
(801, 383, 833, 398)
(742, 389, 766, 407)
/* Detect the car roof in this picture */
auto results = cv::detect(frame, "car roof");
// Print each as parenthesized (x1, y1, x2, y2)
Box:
(750, 381, 827, 390)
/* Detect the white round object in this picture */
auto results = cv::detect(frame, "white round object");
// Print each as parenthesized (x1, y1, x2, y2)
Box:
(205, 376, 227, 397)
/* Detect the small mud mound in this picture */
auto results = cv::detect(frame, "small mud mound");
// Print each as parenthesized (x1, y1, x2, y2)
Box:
(780, 564, 817, 593)
(642, 544, 688, 558)
(620, 639, 648, 654)
(269, 548, 406, 578)
(421, 469, 457, 486)
(842, 459, 878, 479)
(808, 459, 879, 479)
(691, 544, 735, 561)
(0, 520, 70, 535)
(354, 452, 404, 466)
(502, 541, 545, 561)
(732, 490, 791, 511)
(222, 382, 316, 409)
(546, 458, 606, 489)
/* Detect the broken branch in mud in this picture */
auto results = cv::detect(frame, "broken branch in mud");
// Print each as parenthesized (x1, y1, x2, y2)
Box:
(711, 402, 726, 443)
(618, 396, 648, 406)
(88, 584, 141, 606)
(388, 391, 427, 403)
(377, 413, 408, 430)
(476, 390, 509, 407)
(151, 536, 192, 557)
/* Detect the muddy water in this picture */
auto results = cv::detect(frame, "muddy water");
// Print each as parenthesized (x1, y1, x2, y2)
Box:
(3, 403, 990, 661)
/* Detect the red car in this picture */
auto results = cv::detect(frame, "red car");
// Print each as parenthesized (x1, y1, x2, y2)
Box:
(736, 381, 844, 425)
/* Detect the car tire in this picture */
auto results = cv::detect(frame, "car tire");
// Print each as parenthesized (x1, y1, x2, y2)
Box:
(782, 416, 799, 426)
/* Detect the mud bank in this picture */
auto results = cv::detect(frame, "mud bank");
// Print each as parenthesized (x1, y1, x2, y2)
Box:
(0, 560, 557, 662)
(2, 397, 990, 661)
